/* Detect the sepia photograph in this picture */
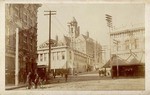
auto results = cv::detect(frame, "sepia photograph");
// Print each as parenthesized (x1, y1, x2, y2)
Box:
(3, 1, 147, 94)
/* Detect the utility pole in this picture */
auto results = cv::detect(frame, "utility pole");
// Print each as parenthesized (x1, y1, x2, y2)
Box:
(100, 49, 106, 75)
(105, 14, 113, 78)
(113, 39, 120, 77)
(44, 10, 56, 73)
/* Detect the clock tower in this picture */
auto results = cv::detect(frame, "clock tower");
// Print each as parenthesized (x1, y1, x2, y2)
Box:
(68, 17, 80, 39)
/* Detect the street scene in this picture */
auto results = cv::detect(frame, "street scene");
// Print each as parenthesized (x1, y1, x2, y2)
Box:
(14, 72, 144, 90)
(5, 3, 145, 91)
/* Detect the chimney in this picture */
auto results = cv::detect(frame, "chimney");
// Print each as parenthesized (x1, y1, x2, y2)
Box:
(77, 26, 80, 36)
(86, 31, 89, 38)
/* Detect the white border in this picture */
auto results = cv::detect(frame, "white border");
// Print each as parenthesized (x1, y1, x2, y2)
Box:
(1, 0, 149, 95)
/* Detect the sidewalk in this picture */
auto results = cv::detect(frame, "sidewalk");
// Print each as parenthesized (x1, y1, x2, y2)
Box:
(5, 83, 27, 90)
(5, 76, 66, 90)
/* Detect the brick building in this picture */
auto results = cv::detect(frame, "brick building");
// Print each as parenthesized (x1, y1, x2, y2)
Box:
(5, 4, 41, 85)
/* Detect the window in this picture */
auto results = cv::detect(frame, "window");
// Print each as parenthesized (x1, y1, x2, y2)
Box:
(40, 54, 43, 61)
(44, 53, 47, 61)
(62, 52, 65, 60)
(118, 45, 121, 51)
(71, 28, 73, 33)
(54, 52, 57, 60)
(23, 13, 27, 25)
(57, 52, 61, 60)
(125, 40, 129, 50)
(52, 53, 54, 61)
(53, 52, 57, 61)
(70, 51, 72, 59)
(134, 39, 139, 49)
(113, 45, 116, 51)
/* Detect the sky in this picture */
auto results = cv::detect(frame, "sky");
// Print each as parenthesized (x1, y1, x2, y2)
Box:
(37, 3, 144, 48)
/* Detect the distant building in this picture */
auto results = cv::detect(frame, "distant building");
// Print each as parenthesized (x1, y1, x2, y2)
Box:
(5, 4, 41, 84)
(68, 17, 102, 70)
(110, 27, 145, 77)
(37, 17, 102, 74)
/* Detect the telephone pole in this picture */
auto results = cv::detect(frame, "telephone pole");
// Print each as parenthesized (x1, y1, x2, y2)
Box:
(44, 10, 56, 73)
(113, 39, 120, 77)
(105, 14, 113, 78)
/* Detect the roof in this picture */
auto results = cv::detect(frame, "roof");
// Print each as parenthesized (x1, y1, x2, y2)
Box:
(110, 27, 144, 35)
(37, 65, 47, 68)
(72, 17, 77, 22)
(38, 39, 56, 49)
(112, 58, 128, 66)
(102, 56, 144, 68)
(64, 35, 71, 44)
(82, 34, 88, 39)
(81, 34, 93, 41)
(129, 58, 139, 64)
(102, 60, 111, 68)
(57, 35, 71, 46)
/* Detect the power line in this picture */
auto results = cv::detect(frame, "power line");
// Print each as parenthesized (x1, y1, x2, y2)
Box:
(51, 18, 64, 35)
(54, 16, 69, 33)
(43, 4, 68, 36)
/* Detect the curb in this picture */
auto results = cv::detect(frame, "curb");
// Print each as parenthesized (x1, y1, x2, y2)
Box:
(6, 85, 27, 90)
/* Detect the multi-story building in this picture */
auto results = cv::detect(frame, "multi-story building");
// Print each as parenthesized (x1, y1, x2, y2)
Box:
(37, 17, 102, 74)
(38, 44, 90, 74)
(110, 27, 145, 77)
(110, 27, 145, 62)
(68, 17, 102, 70)
(5, 4, 41, 85)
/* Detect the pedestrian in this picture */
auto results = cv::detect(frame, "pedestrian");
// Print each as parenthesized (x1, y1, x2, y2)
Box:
(101, 70, 104, 77)
(40, 69, 46, 84)
(61, 71, 63, 77)
(65, 73, 68, 82)
(23, 70, 27, 84)
(53, 71, 56, 79)
(33, 70, 39, 89)
(26, 71, 32, 89)
(99, 70, 101, 77)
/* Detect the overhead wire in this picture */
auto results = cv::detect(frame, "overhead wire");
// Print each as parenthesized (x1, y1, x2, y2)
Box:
(43, 4, 69, 37)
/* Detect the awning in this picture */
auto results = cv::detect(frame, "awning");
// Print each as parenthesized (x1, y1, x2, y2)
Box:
(112, 57, 144, 66)
(127, 58, 144, 66)
(102, 56, 144, 68)
(102, 60, 111, 68)
(112, 58, 128, 66)
(37, 65, 47, 68)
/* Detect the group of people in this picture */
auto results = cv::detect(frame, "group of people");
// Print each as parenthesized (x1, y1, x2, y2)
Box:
(124, 68, 134, 76)
(99, 69, 106, 77)
(26, 70, 40, 89)
(26, 70, 69, 89)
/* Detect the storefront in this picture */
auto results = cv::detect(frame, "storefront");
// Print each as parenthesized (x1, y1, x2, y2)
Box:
(102, 57, 145, 78)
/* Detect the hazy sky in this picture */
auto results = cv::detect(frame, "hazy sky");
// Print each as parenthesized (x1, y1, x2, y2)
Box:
(37, 3, 144, 47)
